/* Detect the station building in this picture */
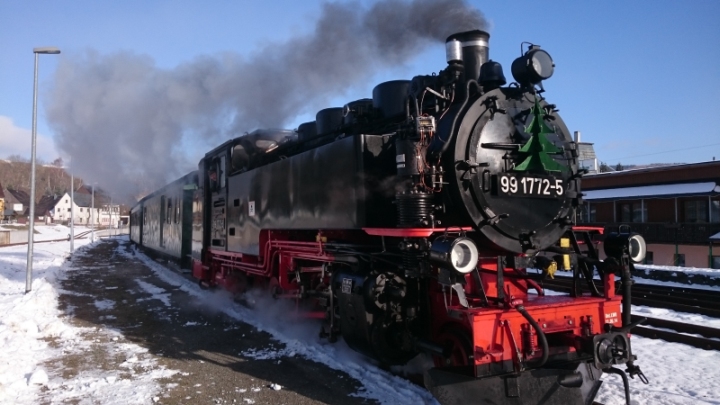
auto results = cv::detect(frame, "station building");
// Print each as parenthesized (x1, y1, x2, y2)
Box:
(577, 160, 720, 268)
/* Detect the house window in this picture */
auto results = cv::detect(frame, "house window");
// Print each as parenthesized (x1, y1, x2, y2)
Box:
(620, 204, 631, 223)
(632, 204, 644, 222)
(711, 200, 719, 223)
(80, 208, 84, 212)
(644, 251, 653, 265)
(684, 200, 708, 223)
(674, 253, 685, 267)
(712, 256, 720, 269)
(577, 204, 596, 223)
(67, 208, 71, 212)
(619, 202, 645, 223)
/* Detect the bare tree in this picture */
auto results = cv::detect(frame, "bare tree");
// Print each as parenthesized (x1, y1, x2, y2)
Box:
(6, 154, 29, 163)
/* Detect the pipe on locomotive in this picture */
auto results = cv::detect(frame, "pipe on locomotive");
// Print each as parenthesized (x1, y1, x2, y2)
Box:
(514, 304, 549, 368)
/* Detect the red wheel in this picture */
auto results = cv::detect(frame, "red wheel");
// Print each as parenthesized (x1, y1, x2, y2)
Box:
(434, 327, 474, 367)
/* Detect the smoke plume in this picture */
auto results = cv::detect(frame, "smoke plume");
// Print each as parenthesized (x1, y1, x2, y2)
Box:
(46, 0, 486, 201)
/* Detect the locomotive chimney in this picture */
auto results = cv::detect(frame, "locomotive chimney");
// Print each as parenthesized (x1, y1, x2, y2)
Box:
(445, 30, 490, 90)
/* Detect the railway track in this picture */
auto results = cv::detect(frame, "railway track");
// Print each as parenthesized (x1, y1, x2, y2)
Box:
(632, 315, 720, 351)
(542, 277, 720, 317)
(542, 278, 720, 350)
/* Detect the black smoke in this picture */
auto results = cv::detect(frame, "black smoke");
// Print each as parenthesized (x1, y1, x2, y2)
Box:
(46, 0, 486, 200)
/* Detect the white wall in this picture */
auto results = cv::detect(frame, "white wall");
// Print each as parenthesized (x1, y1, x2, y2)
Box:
(51, 193, 101, 225)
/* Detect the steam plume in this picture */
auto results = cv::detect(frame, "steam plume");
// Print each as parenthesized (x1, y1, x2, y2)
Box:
(46, 0, 486, 200)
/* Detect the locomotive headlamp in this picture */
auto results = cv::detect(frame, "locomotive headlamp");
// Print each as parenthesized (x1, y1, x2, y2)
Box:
(429, 237, 479, 274)
(511, 46, 555, 86)
(604, 233, 647, 263)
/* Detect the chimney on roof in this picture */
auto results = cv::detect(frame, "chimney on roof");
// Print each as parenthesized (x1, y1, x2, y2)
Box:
(574, 131, 581, 143)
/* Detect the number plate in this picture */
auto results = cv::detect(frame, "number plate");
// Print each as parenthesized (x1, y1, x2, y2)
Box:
(496, 174, 564, 198)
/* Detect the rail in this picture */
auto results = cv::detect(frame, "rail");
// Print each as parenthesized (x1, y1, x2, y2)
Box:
(631, 315, 720, 351)
(0, 229, 129, 248)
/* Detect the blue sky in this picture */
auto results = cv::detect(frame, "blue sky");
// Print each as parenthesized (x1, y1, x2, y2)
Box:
(1, 0, 719, 174)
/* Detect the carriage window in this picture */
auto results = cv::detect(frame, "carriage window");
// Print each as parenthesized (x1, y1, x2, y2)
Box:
(220, 155, 226, 188)
(208, 167, 218, 189)
(167, 198, 172, 224)
(231, 144, 249, 172)
(208, 157, 225, 191)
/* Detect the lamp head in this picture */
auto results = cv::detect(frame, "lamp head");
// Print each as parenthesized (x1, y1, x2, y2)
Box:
(33, 47, 61, 54)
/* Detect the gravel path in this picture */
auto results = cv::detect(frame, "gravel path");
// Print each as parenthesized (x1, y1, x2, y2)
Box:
(48, 238, 376, 405)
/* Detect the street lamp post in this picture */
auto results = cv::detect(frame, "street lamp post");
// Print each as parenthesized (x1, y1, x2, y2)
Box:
(91, 185, 95, 243)
(70, 173, 74, 252)
(26, 47, 60, 294)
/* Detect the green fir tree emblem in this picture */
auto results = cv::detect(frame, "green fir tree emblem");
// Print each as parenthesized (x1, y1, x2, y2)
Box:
(514, 97, 565, 173)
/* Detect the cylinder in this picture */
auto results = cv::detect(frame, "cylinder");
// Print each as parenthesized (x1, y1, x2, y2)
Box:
(445, 30, 490, 84)
(396, 192, 433, 227)
(316, 108, 344, 135)
(445, 38, 462, 64)
(372, 80, 410, 118)
(343, 98, 374, 125)
(298, 121, 318, 142)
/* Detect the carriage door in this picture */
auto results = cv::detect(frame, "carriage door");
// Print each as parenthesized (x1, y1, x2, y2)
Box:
(209, 154, 227, 249)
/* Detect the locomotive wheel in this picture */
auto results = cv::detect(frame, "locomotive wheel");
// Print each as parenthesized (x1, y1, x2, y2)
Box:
(434, 327, 474, 368)
(267, 277, 282, 298)
(369, 316, 416, 365)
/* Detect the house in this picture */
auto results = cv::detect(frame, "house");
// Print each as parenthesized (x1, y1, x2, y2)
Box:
(578, 160, 720, 268)
(99, 203, 128, 228)
(31, 195, 62, 223)
(0, 183, 4, 222)
(2, 188, 30, 223)
(51, 188, 117, 227)
(52, 192, 98, 225)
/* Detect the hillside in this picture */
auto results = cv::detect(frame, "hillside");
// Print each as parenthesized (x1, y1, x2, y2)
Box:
(0, 159, 83, 202)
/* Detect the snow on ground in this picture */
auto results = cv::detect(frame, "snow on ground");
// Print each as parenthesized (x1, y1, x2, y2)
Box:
(596, 337, 720, 404)
(2, 226, 720, 404)
(0, 226, 176, 404)
(119, 243, 439, 405)
(538, 288, 720, 403)
(635, 264, 720, 279)
(135, 279, 172, 307)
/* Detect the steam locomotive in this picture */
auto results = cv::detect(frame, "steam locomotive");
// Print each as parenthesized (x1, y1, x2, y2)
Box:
(130, 30, 648, 405)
